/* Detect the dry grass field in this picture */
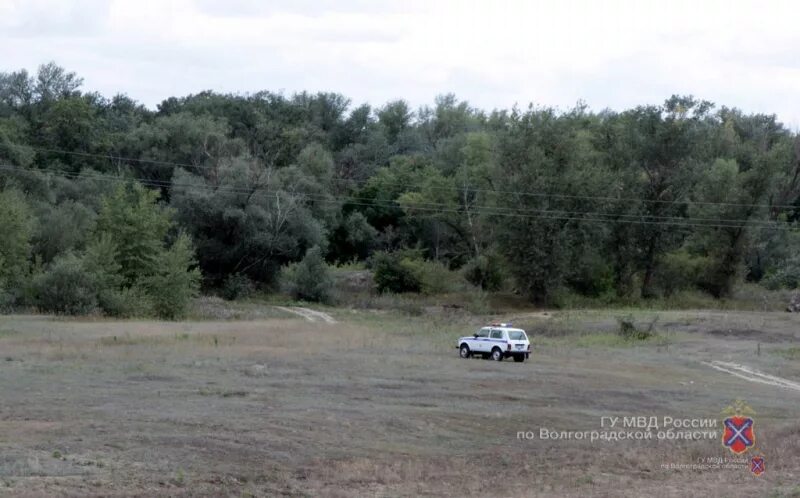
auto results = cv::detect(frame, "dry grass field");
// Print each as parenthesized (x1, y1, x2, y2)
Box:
(0, 306, 799, 497)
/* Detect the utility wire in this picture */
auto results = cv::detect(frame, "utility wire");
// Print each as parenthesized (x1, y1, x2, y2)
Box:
(1, 163, 789, 227)
(19, 144, 800, 211)
(2, 164, 797, 231)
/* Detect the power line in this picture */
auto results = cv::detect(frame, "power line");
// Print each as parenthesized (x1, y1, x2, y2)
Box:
(0, 163, 781, 227)
(1, 164, 792, 229)
(2, 164, 797, 231)
(19, 144, 800, 211)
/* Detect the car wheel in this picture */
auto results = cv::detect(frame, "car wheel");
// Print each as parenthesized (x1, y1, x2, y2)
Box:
(459, 344, 471, 359)
(491, 347, 503, 361)
(513, 354, 525, 363)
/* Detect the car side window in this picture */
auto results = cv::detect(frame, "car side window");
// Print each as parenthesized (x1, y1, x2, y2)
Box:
(490, 329, 503, 339)
(476, 328, 490, 338)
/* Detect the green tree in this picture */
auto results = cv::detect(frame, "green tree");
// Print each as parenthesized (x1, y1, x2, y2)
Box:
(495, 106, 612, 303)
(0, 188, 32, 305)
(144, 233, 201, 319)
(281, 245, 333, 303)
(378, 100, 412, 143)
(171, 157, 327, 286)
(122, 112, 244, 182)
(0, 190, 33, 307)
(328, 211, 378, 263)
(32, 200, 95, 262)
(95, 183, 172, 284)
(613, 97, 714, 298)
(687, 112, 788, 297)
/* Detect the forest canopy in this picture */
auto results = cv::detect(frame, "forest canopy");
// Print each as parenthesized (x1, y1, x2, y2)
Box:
(1, 62, 799, 314)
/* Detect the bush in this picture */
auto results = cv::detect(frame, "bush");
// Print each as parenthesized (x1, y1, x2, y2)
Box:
(658, 250, 707, 296)
(281, 246, 333, 303)
(762, 255, 800, 290)
(566, 252, 614, 297)
(144, 234, 201, 320)
(463, 253, 505, 291)
(371, 250, 422, 293)
(31, 253, 98, 314)
(98, 285, 151, 318)
(617, 315, 657, 341)
(222, 273, 256, 301)
(401, 258, 463, 295)
(371, 250, 469, 295)
(80, 235, 152, 317)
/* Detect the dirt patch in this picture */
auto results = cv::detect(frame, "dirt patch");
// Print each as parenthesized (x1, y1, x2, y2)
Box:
(706, 328, 790, 343)
(274, 306, 337, 324)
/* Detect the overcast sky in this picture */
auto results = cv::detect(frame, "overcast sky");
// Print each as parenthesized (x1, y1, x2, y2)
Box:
(2, 0, 799, 128)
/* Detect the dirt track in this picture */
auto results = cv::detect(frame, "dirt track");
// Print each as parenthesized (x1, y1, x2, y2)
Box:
(273, 306, 337, 323)
(704, 361, 800, 392)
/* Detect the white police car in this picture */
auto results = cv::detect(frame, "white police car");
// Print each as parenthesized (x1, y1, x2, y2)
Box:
(457, 323, 531, 362)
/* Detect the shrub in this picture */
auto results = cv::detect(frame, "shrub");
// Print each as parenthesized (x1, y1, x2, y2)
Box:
(143, 234, 201, 320)
(281, 246, 333, 303)
(31, 253, 98, 314)
(401, 258, 463, 295)
(616, 315, 657, 341)
(222, 273, 256, 301)
(80, 235, 152, 317)
(98, 285, 151, 318)
(566, 252, 615, 297)
(658, 250, 707, 296)
(463, 253, 505, 291)
(371, 250, 421, 293)
(762, 255, 800, 290)
(371, 250, 468, 295)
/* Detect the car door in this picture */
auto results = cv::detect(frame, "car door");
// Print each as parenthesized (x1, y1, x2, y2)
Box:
(472, 327, 490, 352)
(507, 329, 528, 353)
(489, 328, 505, 351)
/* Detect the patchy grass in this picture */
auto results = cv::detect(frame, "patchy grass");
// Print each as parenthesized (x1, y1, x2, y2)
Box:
(188, 296, 296, 320)
(0, 309, 797, 496)
(0, 328, 18, 338)
(197, 387, 249, 398)
(573, 332, 669, 348)
(97, 332, 194, 347)
(773, 347, 800, 360)
(531, 330, 673, 349)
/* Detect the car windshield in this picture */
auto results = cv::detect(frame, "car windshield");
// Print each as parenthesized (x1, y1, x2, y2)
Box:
(509, 331, 527, 340)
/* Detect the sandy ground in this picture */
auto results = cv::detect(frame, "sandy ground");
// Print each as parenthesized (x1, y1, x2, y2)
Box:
(0, 308, 798, 497)
(273, 307, 337, 324)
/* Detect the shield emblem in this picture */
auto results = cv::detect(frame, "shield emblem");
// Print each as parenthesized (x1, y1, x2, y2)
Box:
(722, 416, 755, 454)
(750, 456, 765, 476)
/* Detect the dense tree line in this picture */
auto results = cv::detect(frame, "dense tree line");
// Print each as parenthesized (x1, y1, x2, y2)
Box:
(1, 62, 799, 314)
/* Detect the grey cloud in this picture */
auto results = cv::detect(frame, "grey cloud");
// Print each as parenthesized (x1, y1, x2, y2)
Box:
(3, 0, 110, 37)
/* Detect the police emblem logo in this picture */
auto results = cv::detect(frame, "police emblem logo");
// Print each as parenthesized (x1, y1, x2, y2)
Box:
(721, 400, 756, 455)
(750, 456, 765, 477)
(722, 416, 755, 454)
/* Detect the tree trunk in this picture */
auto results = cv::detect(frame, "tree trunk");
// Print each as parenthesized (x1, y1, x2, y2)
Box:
(641, 236, 659, 299)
